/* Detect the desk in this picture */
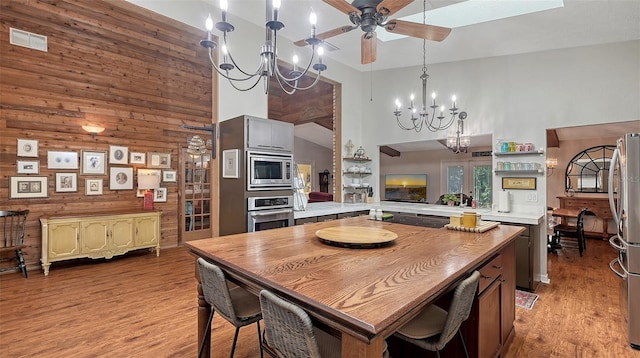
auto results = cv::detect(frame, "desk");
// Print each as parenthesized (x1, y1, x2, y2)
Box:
(557, 196, 614, 238)
(185, 216, 523, 358)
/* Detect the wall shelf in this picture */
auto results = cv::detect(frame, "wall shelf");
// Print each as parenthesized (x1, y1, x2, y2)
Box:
(494, 150, 544, 157)
(494, 170, 544, 175)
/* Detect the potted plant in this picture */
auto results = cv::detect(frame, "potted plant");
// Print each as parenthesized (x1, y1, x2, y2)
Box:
(442, 193, 460, 206)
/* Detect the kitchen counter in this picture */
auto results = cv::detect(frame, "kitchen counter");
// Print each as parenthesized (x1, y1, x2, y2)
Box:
(295, 201, 543, 225)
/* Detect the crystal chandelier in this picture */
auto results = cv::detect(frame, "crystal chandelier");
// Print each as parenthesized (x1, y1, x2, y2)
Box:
(200, 0, 327, 95)
(392, 0, 468, 134)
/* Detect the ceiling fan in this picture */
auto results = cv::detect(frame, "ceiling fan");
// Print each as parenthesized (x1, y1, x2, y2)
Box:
(294, 0, 452, 64)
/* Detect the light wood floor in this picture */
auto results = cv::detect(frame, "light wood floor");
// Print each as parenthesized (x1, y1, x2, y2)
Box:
(1, 239, 639, 357)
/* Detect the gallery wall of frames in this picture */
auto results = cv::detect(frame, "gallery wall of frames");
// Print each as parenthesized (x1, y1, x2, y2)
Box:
(0, 0, 215, 271)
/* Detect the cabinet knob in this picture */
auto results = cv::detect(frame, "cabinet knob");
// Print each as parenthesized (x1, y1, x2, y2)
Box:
(492, 265, 503, 270)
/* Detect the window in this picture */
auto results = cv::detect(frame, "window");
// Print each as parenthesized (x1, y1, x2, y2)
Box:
(442, 160, 492, 208)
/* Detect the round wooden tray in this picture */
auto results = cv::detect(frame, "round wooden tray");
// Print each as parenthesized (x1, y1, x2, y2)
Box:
(315, 226, 398, 249)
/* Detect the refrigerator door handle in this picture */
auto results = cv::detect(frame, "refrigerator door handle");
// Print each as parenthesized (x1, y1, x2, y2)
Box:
(609, 234, 626, 251)
(608, 147, 620, 224)
(609, 258, 627, 279)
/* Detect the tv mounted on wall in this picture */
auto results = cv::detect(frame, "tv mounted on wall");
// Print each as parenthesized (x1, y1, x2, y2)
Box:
(384, 174, 427, 203)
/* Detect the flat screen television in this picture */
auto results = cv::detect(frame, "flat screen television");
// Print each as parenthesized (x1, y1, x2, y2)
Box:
(384, 174, 427, 203)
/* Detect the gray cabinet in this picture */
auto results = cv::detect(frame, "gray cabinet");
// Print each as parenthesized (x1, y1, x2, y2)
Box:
(246, 116, 294, 152)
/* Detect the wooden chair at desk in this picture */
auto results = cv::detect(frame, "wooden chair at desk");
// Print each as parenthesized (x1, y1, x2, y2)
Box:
(550, 208, 588, 257)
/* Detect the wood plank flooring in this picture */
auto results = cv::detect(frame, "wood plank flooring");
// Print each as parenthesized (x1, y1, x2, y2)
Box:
(1, 239, 639, 357)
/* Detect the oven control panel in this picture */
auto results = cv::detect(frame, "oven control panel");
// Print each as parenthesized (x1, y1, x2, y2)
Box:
(248, 195, 293, 211)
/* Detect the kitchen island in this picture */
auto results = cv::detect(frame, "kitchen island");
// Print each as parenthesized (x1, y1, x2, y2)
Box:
(296, 201, 547, 290)
(185, 216, 524, 357)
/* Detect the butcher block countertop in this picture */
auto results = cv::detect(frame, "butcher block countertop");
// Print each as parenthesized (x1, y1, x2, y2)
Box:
(186, 216, 524, 358)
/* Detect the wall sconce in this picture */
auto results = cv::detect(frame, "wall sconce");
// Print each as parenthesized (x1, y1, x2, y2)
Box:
(138, 172, 160, 210)
(82, 125, 105, 136)
(546, 157, 558, 176)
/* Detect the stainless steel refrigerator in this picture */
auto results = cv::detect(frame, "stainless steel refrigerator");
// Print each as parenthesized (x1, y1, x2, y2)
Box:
(609, 132, 640, 350)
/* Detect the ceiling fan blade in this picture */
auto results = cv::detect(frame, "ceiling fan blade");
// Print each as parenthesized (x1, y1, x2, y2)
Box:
(377, 0, 414, 17)
(361, 32, 377, 64)
(385, 19, 451, 42)
(294, 26, 357, 47)
(322, 0, 361, 15)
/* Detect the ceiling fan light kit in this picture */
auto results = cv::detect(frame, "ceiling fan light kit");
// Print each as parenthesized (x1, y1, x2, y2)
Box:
(200, 0, 327, 94)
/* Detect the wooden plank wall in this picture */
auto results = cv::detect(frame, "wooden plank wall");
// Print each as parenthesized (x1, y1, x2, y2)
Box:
(0, 0, 214, 270)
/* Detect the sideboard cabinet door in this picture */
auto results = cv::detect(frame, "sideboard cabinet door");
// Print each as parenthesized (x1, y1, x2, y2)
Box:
(48, 222, 81, 259)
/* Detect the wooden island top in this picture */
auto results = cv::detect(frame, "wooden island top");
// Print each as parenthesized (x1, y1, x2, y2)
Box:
(185, 216, 524, 358)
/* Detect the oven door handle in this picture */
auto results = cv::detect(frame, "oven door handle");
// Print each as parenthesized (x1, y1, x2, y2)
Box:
(249, 209, 293, 217)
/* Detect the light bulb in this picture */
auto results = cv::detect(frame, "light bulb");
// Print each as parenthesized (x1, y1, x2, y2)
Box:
(205, 14, 213, 31)
(219, 0, 228, 11)
(292, 55, 299, 65)
(273, 0, 281, 10)
(309, 12, 317, 26)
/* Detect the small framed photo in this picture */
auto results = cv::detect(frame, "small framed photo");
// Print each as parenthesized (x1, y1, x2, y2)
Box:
(154, 188, 168, 202)
(109, 145, 128, 165)
(17, 139, 39, 157)
(130, 152, 146, 165)
(501, 177, 537, 190)
(55, 172, 78, 192)
(85, 178, 103, 196)
(81, 150, 107, 175)
(162, 170, 177, 182)
(222, 149, 239, 178)
(109, 167, 134, 190)
(47, 151, 79, 169)
(9, 176, 48, 199)
(148, 152, 171, 169)
(16, 160, 39, 174)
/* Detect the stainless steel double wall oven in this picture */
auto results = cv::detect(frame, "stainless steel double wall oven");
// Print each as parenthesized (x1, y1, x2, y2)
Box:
(219, 115, 295, 235)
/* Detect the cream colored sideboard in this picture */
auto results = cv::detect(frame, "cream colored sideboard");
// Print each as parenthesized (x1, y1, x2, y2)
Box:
(40, 210, 161, 276)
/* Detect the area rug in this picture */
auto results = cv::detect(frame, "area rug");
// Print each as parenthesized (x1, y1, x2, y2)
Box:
(515, 289, 539, 310)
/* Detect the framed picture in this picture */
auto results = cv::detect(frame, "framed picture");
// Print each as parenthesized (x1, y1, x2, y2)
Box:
(85, 178, 103, 196)
(17, 139, 39, 157)
(55, 172, 78, 192)
(109, 167, 134, 190)
(109, 145, 128, 165)
(148, 152, 171, 169)
(16, 160, 39, 174)
(502, 177, 537, 190)
(81, 150, 107, 175)
(47, 151, 79, 169)
(162, 170, 177, 182)
(130, 152, 146, 165)
(9, 176, 48, 199)
(222, 149, 239, 178)
(154, 187, 167, 202)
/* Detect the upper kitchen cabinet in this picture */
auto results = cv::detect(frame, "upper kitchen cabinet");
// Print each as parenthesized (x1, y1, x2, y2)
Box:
(246, 117, 294, 152)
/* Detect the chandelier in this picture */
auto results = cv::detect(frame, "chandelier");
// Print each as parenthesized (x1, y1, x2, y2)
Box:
(446, 112, 470, 153)
(200, 0, 327, 95)
(392, 0, 468, 134)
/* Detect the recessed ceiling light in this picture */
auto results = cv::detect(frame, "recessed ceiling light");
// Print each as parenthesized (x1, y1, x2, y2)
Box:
(378, 0, 564, 42)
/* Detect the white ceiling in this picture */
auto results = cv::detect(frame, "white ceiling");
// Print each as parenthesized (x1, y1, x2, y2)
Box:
(214, 0, 640, 72)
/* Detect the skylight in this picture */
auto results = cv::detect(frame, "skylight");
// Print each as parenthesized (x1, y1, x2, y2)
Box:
(377, 0, 564, 42)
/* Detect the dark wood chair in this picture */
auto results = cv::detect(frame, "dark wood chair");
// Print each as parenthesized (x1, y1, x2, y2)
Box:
(0, 210, 29, 278)
(552, 208, 588, 257)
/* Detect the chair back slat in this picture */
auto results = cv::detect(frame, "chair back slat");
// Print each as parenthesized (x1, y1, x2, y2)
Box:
(0, 210, 29, 248)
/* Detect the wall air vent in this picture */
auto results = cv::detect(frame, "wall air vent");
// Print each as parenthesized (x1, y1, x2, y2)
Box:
(10, 28, 47, 52)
